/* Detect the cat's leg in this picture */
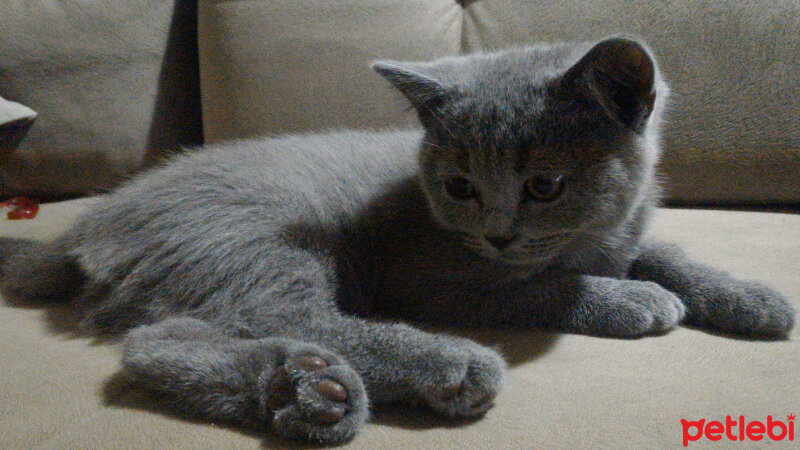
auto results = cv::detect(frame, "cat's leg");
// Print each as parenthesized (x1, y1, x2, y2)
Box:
(628, 241, 795, 338)
(519, 273, 686, 337)
(558, 276, 687, 337)
(121, 317, 368, 443)
(413, 272, 687, 338)
(215, 250, 506, 418)
(254, 315, 507, 418)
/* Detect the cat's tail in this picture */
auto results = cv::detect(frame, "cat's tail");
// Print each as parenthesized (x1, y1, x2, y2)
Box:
(0, 237, 85, 305)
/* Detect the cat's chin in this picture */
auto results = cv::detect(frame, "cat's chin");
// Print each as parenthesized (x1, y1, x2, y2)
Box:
(497, 253, 554, 267)
(459, 233, 565, 267)
(474, 246, 555, 267)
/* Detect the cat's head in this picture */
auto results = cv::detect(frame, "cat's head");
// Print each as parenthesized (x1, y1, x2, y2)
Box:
(374, 37, 668, 265)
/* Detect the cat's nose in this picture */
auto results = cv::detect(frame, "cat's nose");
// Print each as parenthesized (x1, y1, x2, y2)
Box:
(485, 234, 516, 250)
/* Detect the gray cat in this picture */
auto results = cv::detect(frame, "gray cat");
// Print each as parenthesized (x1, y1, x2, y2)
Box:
(0, 37, 794, 444)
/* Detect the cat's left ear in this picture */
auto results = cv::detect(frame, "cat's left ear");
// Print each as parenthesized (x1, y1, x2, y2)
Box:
(372, 61, 454, 125)
(561, 37, 658, 130)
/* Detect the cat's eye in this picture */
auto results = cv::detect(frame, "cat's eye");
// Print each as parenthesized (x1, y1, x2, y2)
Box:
(444, 176, 477, 200)
(525, 174, 566, 202)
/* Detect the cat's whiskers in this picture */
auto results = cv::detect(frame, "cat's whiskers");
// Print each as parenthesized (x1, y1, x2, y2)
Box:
(566, 240, 591, 273)
(585, 237, 628, 269)
(461, 234, 502, 258)
(519, 232, 569, 250)
(420, 140, 444, 151)
(464, 237, 488, 251)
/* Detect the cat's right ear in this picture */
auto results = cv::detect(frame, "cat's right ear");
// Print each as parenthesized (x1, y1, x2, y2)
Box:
(373, 61, 453, 122)
(560, 36, 658, 131)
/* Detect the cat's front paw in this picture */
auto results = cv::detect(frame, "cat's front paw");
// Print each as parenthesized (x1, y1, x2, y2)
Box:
(416, 339, 506, 417)
(692, 280, 795, 339)
(589, 280, 686, 337)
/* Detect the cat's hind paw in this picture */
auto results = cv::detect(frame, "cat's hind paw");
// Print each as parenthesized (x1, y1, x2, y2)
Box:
(259, 344, 368, 443)
(417, 340, 506, 418)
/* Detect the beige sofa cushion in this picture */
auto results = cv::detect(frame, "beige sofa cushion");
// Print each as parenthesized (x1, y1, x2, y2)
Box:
(1, 200, 798, 447)
(0, 0, 202, 197)
(198, 0, 800, 204)
(198, 0, 462, 142)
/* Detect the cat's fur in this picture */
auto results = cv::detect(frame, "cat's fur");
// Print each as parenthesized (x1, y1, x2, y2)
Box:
(0, 37, 794, 443)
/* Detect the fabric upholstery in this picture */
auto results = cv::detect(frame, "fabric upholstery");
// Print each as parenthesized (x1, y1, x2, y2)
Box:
(0, 0, 202, 197)
(1, 200, 798, 448)
(198, 0, 800, 203)
(198, 0, 462, 142)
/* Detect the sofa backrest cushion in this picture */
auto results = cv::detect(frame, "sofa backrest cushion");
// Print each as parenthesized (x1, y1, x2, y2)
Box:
(462, 0, 800, 203)
(198, 0, 800, 204)
(0, 0, 202, 198)
(199, 0, 462, 141)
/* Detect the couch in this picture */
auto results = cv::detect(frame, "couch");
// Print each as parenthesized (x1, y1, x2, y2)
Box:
(1, 1, 798, 448)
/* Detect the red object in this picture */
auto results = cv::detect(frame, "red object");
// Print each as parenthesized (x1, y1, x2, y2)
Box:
(1, 197, 39, 219)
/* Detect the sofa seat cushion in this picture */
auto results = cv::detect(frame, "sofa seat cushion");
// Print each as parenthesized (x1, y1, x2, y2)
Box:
(0, 199, 797, 447)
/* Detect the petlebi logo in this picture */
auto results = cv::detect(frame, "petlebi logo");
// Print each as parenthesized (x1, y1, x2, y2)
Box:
(681, 414, 795, 447)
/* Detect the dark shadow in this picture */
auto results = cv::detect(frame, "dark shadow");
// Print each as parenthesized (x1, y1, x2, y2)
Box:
(663, 201, 800, 214)
(0, 149, 132, 199)
(413, 324, 560, 367)
(101, 372, 315, 448)
(101, 372, 496, 444)
(102, 372, 371, 449)
(682, 324, 791, 342)
(370, 403, 486, 431)
(1, 293, 115, 345)
(144, 0, 204, 165)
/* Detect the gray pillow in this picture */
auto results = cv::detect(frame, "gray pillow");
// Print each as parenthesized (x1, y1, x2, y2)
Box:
(0, 96, 36, 153)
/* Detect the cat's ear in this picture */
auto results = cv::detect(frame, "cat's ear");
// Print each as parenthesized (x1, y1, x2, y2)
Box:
(372, 61, 453, 121)
(561, 37, 658, 130)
